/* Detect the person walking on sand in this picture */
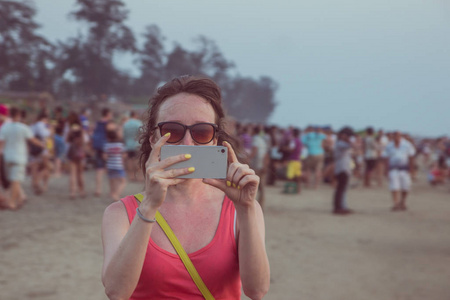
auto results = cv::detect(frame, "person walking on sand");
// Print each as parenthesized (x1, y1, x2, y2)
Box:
(92, 108, 113, 197)
(122, 110, 143, 182)
(363, 127, 379, 187)
(302, 126, 326, 189)
(67, 125, 87, 199)
(103, 127, 127, 201)
(53, 124, 66, 178)
(376, 129, 389, 186)
(29, 111, 52, 194)
(384, 131, 416, 211)
(0, 107, 44, 210)
(283, 127, 303, 194)
(332, 127, 355, 215)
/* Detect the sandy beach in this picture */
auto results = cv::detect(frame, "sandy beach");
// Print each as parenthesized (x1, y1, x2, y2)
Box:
(1, 170, 449, 300)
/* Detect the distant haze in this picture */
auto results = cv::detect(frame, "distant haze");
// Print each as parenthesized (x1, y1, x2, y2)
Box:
(35, 0, 450, 137)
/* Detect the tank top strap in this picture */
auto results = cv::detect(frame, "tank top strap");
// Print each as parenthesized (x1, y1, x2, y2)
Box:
(120, 195, 139, 224)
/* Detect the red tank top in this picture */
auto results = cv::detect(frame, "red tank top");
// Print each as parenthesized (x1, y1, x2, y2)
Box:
(121, 195, 241, 299)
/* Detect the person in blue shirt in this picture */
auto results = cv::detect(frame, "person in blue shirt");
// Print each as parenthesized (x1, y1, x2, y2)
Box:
(92, 108, 113, 197)
(53, 124, 66, 177)
(79, 107, 91, 132)
(122, 110, 143, 182)
(302, 126, 327, 189)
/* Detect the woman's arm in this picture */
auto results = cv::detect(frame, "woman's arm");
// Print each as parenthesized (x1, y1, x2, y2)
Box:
(203, 141, 270, 300)
(101, 201, 157, 300)
(101, 133, 194, 299)
(235, 200, 270, 300)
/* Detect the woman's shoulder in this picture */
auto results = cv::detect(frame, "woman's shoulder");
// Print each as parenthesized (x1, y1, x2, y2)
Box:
(103, 200, 127, 222)
(105, 195, 136, 213)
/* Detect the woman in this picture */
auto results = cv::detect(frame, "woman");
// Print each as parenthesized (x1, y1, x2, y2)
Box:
(66, 125, 87, 199)
(101, 76, 270, 299)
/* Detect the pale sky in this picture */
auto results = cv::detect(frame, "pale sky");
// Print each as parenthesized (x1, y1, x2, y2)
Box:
(34, 0, 450, 137)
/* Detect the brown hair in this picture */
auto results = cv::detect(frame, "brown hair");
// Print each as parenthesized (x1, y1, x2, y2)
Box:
(101, 107, 111, 117)
(138, 75, 243, 175)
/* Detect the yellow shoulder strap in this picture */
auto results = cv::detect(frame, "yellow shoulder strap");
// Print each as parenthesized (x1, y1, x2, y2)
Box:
(134, 193, 215, 300)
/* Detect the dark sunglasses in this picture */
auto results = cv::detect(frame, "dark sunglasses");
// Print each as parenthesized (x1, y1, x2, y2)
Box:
(157, 121, 218, 144)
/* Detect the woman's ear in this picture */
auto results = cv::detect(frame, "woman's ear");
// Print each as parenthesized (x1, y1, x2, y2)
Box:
(149, 133, 158, 148)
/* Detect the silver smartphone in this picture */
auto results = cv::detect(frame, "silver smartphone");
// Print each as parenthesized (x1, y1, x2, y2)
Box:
(160, 145, 228, 179)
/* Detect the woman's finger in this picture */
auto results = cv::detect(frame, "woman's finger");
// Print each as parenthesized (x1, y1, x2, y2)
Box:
(236, 174, 259, 190)
(157, 153, 192, 170)
(149, 173, 188, 188)
(223, 141, 238, 164)
(147, 163, 194, 184)
(232, 164, 255, 188)
(226, 162, 240, 188)
(147, 133, 171, 166)
(159, 165, 196, 179)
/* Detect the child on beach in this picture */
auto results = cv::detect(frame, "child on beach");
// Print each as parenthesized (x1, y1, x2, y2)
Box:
(53, 125, 66, 178)
(103, 129, 126, 201)
(67, 125, 86, 199)
(427, 159, 447, 186)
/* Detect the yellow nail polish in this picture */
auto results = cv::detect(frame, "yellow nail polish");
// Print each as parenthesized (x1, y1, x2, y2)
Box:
(237, 186, 241, 190)
(164, 132, 171, 137)
(185, 154, 191, 159)
(226, 181, 231, 187)
(188, 167, 195, 172)
(232, 183, 236, 188)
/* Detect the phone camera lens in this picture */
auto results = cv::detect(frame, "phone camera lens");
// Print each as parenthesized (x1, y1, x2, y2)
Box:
(221, 149, 225, 153)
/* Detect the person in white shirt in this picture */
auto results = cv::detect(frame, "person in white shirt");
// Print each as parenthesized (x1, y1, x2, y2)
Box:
(384, 131, 416, 211)
(0, 107, 43, 209)
(376, 129, 389, 187)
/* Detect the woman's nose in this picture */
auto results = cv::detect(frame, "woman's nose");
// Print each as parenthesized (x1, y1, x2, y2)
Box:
(180, 129, 195, 145)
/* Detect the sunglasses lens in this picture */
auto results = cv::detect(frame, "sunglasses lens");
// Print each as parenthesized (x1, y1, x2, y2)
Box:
(160, 123, 185, 143)
(191, 124, 215, 144)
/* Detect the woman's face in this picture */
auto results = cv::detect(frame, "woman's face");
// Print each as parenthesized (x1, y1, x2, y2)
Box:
(153, 92, 218, 146)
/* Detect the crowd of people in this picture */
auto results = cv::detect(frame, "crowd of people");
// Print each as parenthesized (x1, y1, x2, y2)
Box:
(233, 122, 450, 214)
(0, 104, 143, 210)
(0, 101, 448, 215)
(0, 102, 449, 215)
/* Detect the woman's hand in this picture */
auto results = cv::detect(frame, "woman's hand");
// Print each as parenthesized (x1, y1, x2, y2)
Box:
(203, 141, 260, 208)
(142, 133, 194, 210)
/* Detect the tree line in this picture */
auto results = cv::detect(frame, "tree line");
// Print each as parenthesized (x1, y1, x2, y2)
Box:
(0, 0, 277, 122)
